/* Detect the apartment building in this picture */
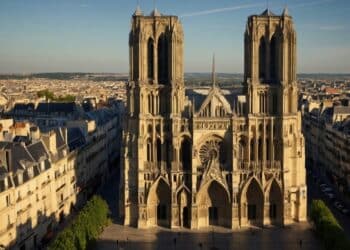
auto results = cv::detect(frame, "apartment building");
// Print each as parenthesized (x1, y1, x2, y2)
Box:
(0, 106, 122, 250)
(303, 99, 350, 195)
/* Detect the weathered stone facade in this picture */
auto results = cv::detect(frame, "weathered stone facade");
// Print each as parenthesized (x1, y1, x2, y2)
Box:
(120, 8, 307, 229)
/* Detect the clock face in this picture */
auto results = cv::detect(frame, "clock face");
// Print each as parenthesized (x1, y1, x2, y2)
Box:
(199, 137, 223, 166)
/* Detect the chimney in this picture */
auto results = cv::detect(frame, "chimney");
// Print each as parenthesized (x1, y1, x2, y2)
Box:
(62, 127, 68, 144)
(30, 126, 40, 141)
(42, 130, 57, 155)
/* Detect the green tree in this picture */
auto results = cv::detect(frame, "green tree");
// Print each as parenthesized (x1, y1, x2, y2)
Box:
(311, 200, 350, 250)
(48, 195, 110, 250)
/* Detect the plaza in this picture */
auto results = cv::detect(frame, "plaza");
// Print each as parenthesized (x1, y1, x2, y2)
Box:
(96, 222, 321, 250)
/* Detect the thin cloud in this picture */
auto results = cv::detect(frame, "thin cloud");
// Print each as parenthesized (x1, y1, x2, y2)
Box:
(319, 25, 344, 31)
(180, 3, 264, 17)
(291, 0, 335, 8)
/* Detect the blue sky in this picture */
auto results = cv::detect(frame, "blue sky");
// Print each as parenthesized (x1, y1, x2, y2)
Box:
(0, 0, 349, 74)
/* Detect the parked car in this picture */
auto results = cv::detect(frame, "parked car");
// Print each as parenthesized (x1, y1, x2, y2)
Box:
(341, 208, 349, 215)
(334, 201, 344, 211)
(321, 187, 333, 193)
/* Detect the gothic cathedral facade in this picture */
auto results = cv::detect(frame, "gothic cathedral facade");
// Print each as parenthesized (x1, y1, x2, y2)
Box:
(120, 8, 307, 229)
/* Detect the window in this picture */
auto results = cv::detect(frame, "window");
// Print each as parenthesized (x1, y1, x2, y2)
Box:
(259, 37, 266, 80)
(6, 195, 10, 207)
(157, 33, 169, 83)
(270, 34, 278, 81)
(147, 38, 154, 79)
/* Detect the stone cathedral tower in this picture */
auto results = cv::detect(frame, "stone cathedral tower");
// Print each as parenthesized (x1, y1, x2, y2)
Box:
(120, 7, 187, 227)
(120, 7, 307, 229)
(240, 8, 307, 226)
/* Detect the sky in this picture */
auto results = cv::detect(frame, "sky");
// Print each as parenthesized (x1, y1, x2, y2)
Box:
(0, 0, 349, 74)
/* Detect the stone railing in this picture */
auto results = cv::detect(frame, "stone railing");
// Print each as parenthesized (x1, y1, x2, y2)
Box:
(144, 161, 168, 175)
(237, 160, 281, 173)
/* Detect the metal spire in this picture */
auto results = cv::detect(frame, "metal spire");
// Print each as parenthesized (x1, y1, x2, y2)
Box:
(212, 53, 216, 88)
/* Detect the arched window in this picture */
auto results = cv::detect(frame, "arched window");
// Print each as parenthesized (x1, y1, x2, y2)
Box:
(270, 34, 278, 81)
(180, 138, 191, 171)
(259, 37, 266, 80)
(258, 138, 263, 161)
(239, 139, 246, 160)
(250, 139, 255, 161)
(148, 38, 154, 79)
(147, 138, 153, 162)
(157, 33, 169, 83)
(156, 138, 162, 162)
(266, 139, 270, 161)
(165, 139, 171, 164)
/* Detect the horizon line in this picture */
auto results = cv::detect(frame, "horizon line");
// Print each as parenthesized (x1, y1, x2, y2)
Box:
(0, 72, 349, 75)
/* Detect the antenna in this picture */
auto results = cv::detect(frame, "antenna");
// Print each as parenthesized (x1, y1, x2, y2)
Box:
(153, 0, 156, 10)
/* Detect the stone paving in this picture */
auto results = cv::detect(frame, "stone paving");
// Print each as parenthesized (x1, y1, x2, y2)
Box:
(96, 222, 322, 250)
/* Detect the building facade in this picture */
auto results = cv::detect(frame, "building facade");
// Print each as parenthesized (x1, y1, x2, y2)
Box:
(302, 99, 350, 196)
(0, 110, 122, 249)
(120, 8, 307, 229)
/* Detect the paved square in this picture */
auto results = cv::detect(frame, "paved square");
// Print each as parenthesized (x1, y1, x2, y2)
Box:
(96, 222, 321, 250)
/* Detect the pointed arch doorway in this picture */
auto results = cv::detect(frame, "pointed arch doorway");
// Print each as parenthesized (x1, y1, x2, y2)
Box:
(147, 178, 171, 227)
(178, 189, 191, 228)
(197, 180, 230, 228)
(241, 178, 264, 226)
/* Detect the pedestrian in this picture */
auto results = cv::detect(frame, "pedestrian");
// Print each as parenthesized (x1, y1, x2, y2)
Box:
(299, 239, 303, 249)
(116, 240, 118, 249)
(198, 242, 203, 250)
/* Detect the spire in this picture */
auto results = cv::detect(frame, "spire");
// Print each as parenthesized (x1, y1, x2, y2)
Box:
(260, 0, 275, 16)
(151, 8, 161, 16)
(133, 0, 143, 16)
(212, 53, 216, 88)
(134, 5, 143, 16)
(150, 0, 161, 16)
(282, 6, 289, 16)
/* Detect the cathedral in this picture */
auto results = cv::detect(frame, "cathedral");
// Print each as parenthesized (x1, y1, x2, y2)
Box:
(119, 7, 307, 229)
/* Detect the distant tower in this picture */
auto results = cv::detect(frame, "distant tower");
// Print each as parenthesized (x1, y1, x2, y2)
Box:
(121, 6, 186, 227)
